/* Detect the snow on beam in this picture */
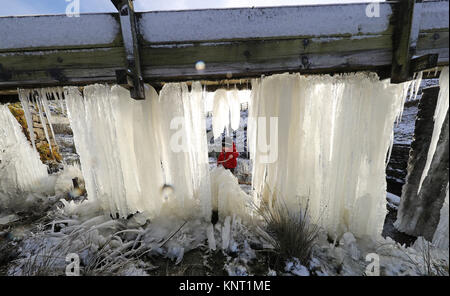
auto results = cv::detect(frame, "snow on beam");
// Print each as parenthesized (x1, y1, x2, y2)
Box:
(0, 14, 122, 51)
(138, 3, 393, 43)
(0, 1, 448, 90)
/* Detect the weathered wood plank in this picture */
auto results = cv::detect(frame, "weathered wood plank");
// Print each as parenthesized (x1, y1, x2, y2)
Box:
(0, 48, 125, 71)
(141, 35, 392, 67)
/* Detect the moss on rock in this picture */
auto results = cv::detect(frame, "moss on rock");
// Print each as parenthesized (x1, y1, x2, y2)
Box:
(8, 103, 62, 165)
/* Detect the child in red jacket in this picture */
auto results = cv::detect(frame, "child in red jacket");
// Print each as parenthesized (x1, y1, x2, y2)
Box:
(217, 141, 239, 174)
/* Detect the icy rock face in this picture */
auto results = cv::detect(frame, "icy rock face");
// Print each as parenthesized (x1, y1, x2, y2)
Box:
(432, 184, 449, 250)
(248, 72, 406, 239)
(64, 83, 211, 219)
(395, 68, 449, 240)
(0, 104, 48, 194)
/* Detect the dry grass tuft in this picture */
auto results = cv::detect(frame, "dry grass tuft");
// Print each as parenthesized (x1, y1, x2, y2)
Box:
(255, 198, 319, 268)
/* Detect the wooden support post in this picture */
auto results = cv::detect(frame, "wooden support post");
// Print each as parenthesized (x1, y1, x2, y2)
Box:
(111, 0, 145, 100)
(391, 0, 421, 83)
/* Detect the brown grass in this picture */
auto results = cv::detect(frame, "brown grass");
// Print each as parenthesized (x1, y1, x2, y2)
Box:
(255, 198, 319, 268)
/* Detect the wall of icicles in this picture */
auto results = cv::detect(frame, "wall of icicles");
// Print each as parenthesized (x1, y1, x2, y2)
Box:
(1, 69, 448, 243)
(248, 72, 409, 239)
(64, 83, 212, 220)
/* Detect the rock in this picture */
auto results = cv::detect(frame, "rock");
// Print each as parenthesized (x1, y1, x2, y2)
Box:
(7, 101, 63, 166)
(33, 122, 43, 128)
(34, 128, 45, 140)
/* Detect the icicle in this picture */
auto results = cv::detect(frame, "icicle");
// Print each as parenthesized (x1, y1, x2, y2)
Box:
(39, 88, 59, 152)
(206, 224, 216, 250)
(386, 131, 395, 168)
(34, 91, 53, 158)
(222, 216, 231, 250)
(187, 82, 212, 219)
(411, 71, 423, 101)
(396, 80, 412, 125)
(212, 89, 229, 139)
(17, 89, 36, 151)
(228, 88, 241, 131)
(56, 87, 67, 116)
(417, 67, 449, 194)
(408, 72, 418, 102)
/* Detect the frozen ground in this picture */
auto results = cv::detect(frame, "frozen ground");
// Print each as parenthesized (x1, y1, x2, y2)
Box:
(1, 192, 447, 276)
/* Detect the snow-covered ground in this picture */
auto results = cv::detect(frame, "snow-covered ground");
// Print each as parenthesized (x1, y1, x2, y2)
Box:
(393, 104, 418, 146)
(2, 193, 447, 276)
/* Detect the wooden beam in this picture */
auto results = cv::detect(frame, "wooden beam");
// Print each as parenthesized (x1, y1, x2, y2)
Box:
(391, 0, 420, 83)
(112, 0, 146, 100)
(0, 1, 448, 90)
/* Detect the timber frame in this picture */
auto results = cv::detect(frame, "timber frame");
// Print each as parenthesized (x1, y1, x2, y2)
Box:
(0, 1, 448, 95)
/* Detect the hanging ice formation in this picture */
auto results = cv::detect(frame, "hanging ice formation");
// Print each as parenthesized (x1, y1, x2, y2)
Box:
(18, 89, 37, 151)
(248, 72, 408, 239)
(17, 87, 63, 158)
(0, 104, 48, 194)
(417, 67, 449, 194)
(153, 82, 211, 219)
(64, 83, 211, 219)
(212, 89, 241, 139)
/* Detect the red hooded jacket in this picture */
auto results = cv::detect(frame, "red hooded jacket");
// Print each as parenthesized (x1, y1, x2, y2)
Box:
(217, 142, 239, 169)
